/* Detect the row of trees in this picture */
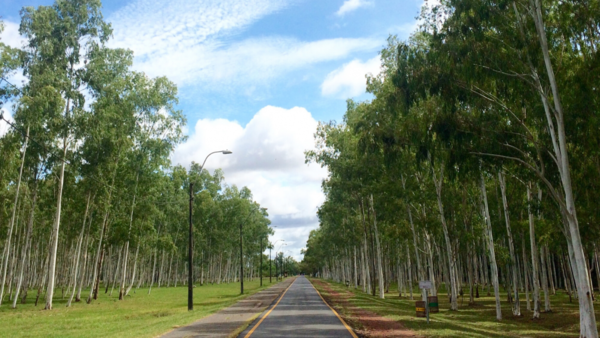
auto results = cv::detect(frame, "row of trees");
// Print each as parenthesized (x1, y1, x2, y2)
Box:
(302, 0, 600, 336)
(0, 0, 272, 310)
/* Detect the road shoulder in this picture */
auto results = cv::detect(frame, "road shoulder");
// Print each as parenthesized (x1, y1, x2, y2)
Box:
(311, 278, 419, 338)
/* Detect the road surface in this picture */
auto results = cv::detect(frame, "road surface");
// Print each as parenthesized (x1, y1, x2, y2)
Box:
(239, 276, 357, 338)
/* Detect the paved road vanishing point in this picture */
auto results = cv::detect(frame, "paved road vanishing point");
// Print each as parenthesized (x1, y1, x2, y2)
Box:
(239, 276, 357, 338)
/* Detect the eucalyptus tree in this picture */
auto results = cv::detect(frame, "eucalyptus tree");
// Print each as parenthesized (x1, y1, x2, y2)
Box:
(0, 0, 280, 311)
(117, 72, 185, 300)
(410, 1, 600, 333)
(18, 0, 112, 310)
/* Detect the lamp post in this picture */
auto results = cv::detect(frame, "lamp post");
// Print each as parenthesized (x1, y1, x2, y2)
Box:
(189, 150, 232, 311)
(240, 219, 243, 294)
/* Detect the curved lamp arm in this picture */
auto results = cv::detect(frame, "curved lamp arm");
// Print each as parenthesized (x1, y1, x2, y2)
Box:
(200, 149, 232, 170)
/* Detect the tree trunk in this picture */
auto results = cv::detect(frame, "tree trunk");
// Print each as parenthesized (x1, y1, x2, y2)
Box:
(406, 245, 413, 300)
(12, 175, 38, 309)
(540, 246, 551, 312)
(1, 126, 29, 306)
(481, 173, 501, 320)
(45, 135, 68, 310)
(528, 0, 598, 335)
(431, 164, 458, 311)
(527, 184, 541, 318)
(522, 234, 531, 311)
(87, 212, 108, 303)
(369, 195, 385, 299)
(67, 192, 91, 307)
(125, 241, 140, 296)
(498, 171, 520, 316)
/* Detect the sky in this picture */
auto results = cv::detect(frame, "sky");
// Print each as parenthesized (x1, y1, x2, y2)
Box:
(1, 0, 424, 261)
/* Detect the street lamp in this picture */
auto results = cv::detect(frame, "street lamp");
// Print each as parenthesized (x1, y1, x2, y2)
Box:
(189, 150, 232, 311)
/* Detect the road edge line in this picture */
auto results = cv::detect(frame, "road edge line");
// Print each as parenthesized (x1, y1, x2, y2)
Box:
(309, 279, 359, 338)
(243, 278, 296, 338)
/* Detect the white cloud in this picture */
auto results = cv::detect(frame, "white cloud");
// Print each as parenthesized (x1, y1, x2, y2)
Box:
(172, 106, 327, 260)
(109, 0, 286, 57)
(0, 21, 25, 49)
(335, 0, 372, 17)
(321, 55, 381, 99)
(107, 0, 380, 89)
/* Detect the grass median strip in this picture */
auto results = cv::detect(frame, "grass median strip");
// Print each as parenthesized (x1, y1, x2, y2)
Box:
(312, 278, 591, 338)
(2, 280, 278, 338)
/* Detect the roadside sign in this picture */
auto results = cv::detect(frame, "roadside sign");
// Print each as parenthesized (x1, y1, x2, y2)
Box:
(419, 280, 432, 290)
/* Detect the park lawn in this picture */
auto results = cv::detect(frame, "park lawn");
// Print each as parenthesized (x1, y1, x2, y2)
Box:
(2, 279, 280, 338)
(311, 278, 600, 338)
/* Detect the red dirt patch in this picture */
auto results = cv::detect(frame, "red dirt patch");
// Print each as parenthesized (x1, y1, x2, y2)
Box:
(313, 279, 419, 338)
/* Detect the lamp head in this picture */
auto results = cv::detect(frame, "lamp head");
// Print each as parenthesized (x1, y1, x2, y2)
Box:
(222, 150, 232, 154)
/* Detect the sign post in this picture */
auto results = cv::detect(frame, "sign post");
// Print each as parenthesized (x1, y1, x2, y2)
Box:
(419, 280, 432, 324)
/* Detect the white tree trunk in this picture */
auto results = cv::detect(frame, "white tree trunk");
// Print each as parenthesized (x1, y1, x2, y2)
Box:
(498, 171, 520, 316)
(369, 195, 385, 299)
(481, 173, 501, 320)
(540, 246, 551, 312)
(12, 175, 37, 309)
(87, 211, 109, 304)
(120, 177, 138, 300)
(527, 184, 541, 318)
(424, 230, 437, 296)
(522, 236, 531, 311)
(406, 245, 413, 300)
(45, 136, 68, 310)
(528, 1, 597, 335)
(67, 193, 91, 307)
(1, 126, 29, 306)
(431, 164, 458, 311)
(353, 246, 358, 289)
(126, 241, 140, 296)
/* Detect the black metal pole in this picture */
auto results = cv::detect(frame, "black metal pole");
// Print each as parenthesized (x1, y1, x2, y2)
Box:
(188, 183, 193, 311)
(260, 238, 263, 287)
(240, 223, 244, 295)
(269, 247, 272, 283)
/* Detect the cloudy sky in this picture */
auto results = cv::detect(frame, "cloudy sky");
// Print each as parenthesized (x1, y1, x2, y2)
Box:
(1, 0, 423, 260)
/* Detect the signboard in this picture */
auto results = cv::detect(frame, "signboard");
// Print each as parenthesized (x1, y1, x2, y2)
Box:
(419, 280, 432, 290)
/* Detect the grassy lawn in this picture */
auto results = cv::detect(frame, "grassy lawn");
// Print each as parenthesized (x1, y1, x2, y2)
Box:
(2, 279, 281, 338)
(312, 278, 600, 338)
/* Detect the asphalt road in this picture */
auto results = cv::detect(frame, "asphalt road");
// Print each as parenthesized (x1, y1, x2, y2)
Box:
(238, 276, 356, 338)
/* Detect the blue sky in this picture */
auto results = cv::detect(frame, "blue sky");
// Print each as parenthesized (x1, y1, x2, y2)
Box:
(1, 0, 424, 259)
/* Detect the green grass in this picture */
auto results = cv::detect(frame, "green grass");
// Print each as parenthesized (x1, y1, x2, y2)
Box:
(312, 279, 600, 338)
(2, 279, 281, 338)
